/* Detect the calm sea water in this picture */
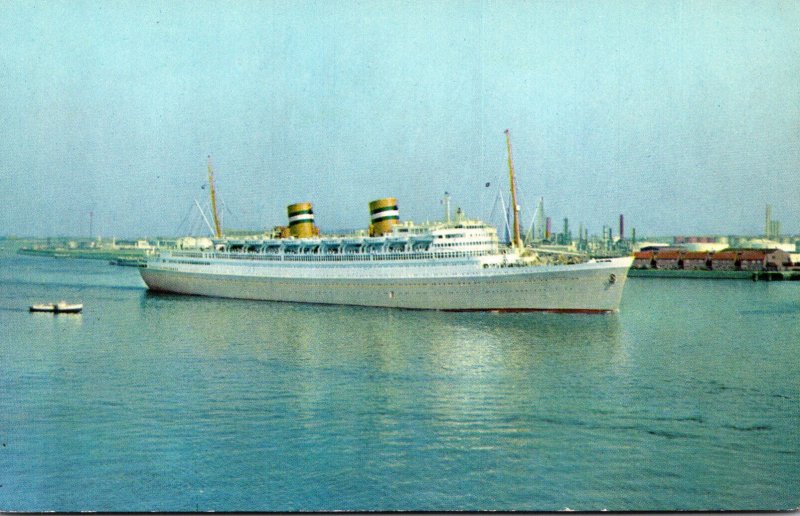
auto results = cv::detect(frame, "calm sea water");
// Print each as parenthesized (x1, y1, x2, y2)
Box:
(0, 249, 798, 511)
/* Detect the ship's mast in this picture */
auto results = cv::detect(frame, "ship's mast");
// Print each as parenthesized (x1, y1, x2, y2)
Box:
(504, 129, 523, 250)
(207, 155, 223, 238)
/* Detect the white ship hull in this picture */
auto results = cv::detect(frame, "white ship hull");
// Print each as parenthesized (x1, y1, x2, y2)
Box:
(149, 130, 633, 312)
(139, 256, 633, 313)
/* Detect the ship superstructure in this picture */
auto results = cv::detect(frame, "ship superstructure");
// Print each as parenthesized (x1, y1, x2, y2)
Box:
(216, 218, 504, 266)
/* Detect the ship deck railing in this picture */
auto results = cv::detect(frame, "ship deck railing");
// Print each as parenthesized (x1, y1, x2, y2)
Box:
(160, 248, 501, 263)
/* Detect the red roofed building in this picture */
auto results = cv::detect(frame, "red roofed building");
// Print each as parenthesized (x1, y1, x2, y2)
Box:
(709, 249, 792, 271)
(711, 251, 739, 271)
(633, 251, 655, 269)
(654, 249, 681, 270)
(681, 251, 711, 270)
(738, 250, 766, 271)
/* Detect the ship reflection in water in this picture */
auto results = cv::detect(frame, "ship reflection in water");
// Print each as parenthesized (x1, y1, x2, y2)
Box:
(140, 289, 626, 375)
(139, 290, 632, 499)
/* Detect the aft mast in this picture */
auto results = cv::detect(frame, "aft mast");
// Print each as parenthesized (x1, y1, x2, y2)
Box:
(207, 155, 223, 239)
(504, 129, 523, 250)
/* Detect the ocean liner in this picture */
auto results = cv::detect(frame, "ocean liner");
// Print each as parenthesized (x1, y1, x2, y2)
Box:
(140, 132, 633, 312)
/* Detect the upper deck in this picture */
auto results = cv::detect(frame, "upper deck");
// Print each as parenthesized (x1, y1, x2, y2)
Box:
(162, 219, 507, 264)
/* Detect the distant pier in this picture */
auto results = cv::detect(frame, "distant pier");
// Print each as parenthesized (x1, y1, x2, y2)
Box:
(631, 247, 799, 281)
(629, 269, 800, 281)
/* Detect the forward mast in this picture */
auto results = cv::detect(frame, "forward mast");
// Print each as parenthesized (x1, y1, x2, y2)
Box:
(207, 155, 223, 239)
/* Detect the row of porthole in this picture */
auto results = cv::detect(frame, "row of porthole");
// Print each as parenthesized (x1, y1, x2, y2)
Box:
(209, 251, 494, 261)
(434, 241, 494, 247)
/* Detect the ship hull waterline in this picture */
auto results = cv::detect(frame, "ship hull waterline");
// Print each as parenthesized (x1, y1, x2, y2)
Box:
(139, 256, 633, 313)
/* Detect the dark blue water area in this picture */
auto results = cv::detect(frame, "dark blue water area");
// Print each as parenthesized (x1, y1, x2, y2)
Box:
(0, 253, 798, 511)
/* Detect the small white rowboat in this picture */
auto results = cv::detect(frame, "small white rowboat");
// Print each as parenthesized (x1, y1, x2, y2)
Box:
(29, 301, 83, 314)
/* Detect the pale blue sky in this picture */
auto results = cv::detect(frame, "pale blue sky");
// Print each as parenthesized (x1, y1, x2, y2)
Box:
(1, 0, 798, 238)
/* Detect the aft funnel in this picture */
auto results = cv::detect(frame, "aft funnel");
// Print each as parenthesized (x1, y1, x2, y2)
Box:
(369, 198, 399, 236)
(287, 202, 316, 238)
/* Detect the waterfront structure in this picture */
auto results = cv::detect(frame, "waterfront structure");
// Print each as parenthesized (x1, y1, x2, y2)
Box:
(711, 251, 739, 271)
(739, 251, 767, 271)
(633, 248, 792, 273)
(651, 249, 681, 270)
(681, 251, 712, 270)
(632, 251, 654, 269)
